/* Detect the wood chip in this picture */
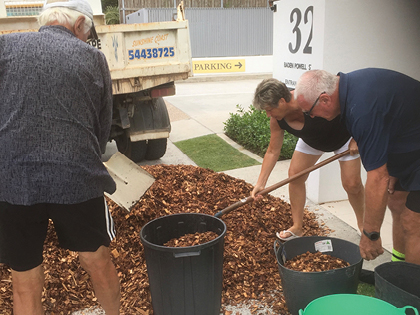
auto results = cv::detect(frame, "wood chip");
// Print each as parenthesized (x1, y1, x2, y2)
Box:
(284, 251, 350, 272)
(0, 164, 329, 314)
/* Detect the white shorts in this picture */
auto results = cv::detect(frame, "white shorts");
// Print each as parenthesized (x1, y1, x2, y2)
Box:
(295, 138, 360, 162)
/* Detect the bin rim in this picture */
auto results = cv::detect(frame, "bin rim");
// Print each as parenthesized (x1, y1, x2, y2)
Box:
(140, 212, 227, 252)
(300, 293, 419, 315)
(274, 236, 363, 275)
(375, 261, 420, 303)
(375, 261, 420, 272)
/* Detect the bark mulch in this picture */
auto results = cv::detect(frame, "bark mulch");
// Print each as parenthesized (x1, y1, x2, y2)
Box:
(0, 164, 331, 315)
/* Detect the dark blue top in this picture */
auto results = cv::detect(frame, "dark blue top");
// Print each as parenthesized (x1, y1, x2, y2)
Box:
(0, 26, 116, 205)
(339, 68, 420, 190)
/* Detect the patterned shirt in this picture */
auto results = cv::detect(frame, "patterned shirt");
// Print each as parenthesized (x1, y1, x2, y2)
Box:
(0, 25, 116, 205)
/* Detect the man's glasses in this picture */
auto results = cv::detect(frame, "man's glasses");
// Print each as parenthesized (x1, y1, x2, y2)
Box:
(304, 91, 326, 116)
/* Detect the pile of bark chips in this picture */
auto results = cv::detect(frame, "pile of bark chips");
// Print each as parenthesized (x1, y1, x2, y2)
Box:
(0, 164, 332, 315)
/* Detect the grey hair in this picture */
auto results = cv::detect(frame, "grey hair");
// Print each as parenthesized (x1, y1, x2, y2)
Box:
(253, 78, 291, 111)
(38, 7, 92, 34)
(294, 70, 339, 103)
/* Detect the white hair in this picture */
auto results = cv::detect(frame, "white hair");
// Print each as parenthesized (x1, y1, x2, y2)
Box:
(294, 70, 339, 103)
(38, 7, 92, 34)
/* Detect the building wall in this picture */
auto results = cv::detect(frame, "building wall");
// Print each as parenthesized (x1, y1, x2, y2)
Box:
(323, 0, 420, 81)
(126, 7, 273, 58)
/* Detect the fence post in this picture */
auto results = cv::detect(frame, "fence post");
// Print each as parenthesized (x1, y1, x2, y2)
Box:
(121, 0, 126, 23)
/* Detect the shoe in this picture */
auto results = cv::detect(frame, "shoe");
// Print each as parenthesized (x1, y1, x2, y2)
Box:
(276, 230, 301, 241)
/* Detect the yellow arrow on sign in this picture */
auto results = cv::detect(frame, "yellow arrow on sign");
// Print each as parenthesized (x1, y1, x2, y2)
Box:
(193, 59, 246, 74)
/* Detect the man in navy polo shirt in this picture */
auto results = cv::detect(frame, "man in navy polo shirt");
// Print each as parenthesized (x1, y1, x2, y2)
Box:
(294, 68, 420, 264)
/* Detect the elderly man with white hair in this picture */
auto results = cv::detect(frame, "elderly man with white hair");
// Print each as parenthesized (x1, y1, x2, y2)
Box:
(294, 68, 420, 267)
(0, 0, 120, 314)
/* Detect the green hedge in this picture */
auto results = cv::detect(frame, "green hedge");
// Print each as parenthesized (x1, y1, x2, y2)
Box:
(223, 105, 298, 160)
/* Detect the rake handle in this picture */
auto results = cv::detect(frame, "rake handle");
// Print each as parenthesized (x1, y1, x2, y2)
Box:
(214, 149, 350, 218)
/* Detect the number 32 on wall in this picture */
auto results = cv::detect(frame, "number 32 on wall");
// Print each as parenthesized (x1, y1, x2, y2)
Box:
(273, 0, 325, 87)
(289, 6, 313, 54)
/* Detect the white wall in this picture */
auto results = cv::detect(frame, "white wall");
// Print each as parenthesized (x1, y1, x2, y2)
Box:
(323, 0, 420, 81)
(0, 0, 6, 18)
(89, 0, 104, 15)
(307, 153, 368, 204)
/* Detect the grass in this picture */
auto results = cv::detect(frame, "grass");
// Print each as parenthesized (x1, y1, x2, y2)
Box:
(174, 134, 261, 172)
(357, 282, 375, 297)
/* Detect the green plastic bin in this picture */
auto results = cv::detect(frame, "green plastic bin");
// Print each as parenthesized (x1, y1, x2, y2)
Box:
(299, 294, 418, 315)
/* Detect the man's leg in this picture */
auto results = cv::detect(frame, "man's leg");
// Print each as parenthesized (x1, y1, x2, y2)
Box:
(401, 208, 420, 264)
(279, 151, 321, 239)
(49, 197, 120, 313)
(400, 191, 420, 264)
(0, 203, 48, 315)
(78, 246, 120, 315)
(11, 265, 45, 315)
(388, 190, 408, 261)
(339, 158, 365, 233)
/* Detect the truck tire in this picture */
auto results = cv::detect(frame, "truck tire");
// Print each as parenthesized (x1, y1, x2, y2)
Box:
(116, 132, 147, 163)
(145, 138, 167, 160)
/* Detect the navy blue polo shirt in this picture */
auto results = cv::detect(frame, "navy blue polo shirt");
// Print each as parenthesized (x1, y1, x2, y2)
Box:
(338, 68, 420, 190)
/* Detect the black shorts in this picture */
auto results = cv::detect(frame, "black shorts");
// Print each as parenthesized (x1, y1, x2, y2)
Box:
(0, 196, 115, 271)
(394, 180, 420, 213)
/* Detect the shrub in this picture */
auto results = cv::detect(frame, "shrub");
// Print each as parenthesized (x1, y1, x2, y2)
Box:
(105, 6, 120, 25)
(223, 105, 298, 160)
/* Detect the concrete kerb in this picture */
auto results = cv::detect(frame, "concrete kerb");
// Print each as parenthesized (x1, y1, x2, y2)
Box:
(217, 133, 264, 164)
(176, 72, 272, 84)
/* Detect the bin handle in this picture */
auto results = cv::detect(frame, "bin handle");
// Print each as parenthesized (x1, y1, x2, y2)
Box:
(174, 250, 201, 258)
(274, 239, 285, 265)
(401, 306, 419, 315)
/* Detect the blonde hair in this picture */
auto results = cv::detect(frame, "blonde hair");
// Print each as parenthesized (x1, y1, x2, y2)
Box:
(38, 7, 92, 34)
(253, 78, 291, 111)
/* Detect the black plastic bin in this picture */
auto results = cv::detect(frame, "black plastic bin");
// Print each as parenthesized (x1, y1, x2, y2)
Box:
(274, 236, 363, 315)
(140, 213, 227, 315)
(375, 262, 420, 313)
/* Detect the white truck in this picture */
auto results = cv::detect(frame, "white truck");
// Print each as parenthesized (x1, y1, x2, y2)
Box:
(0, 0, 193, 162)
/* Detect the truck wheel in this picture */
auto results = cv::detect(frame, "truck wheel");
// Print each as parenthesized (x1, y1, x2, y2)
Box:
(145, 138, 167, 160)
(116, 132, 147, 163)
